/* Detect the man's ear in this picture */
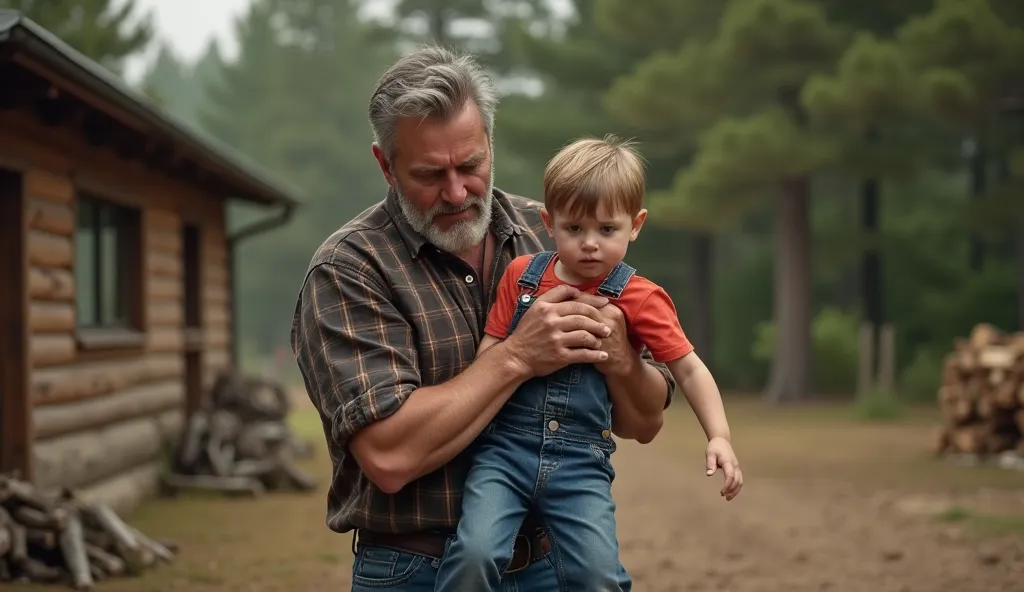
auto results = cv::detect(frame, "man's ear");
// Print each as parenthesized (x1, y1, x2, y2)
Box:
(540, 207, 555, 238)
(371, 144, 396, 186)
(630, 209, 648, 241)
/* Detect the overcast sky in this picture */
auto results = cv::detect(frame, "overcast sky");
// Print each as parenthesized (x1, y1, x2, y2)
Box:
(121, 0, 250, 83)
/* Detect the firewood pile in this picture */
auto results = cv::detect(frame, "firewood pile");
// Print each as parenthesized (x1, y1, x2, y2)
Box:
(933, 323, 1024, 464)
(0, 474, 177, 589)
(162, 371, 318, 498)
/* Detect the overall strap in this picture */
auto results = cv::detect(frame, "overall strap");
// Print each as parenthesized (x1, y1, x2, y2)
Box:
(516, 251, 556, 291)
(596, 260, 637, 299)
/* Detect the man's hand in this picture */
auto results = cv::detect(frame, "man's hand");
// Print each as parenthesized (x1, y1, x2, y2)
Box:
(590, 303, 639, 379)
(503, 284, 612, 378)
(705, 436, 743, 501)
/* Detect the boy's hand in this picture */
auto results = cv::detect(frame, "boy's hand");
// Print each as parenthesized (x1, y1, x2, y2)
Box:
(705, 437, 743, 501)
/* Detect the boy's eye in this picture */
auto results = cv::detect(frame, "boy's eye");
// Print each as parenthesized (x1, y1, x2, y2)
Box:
(566, 225, 580, 233)
(601, 226, 615, 234)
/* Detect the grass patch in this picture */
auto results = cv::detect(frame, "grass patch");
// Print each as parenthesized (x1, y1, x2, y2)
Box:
(936, 505, 1024, 535)
(852, 389, 906, 422)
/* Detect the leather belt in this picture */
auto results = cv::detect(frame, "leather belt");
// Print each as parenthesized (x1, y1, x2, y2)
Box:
(354, 524, 551, 574)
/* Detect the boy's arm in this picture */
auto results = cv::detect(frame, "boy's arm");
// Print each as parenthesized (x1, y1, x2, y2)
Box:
(477, 334, 502, 357)
(666, 353, 731, 443)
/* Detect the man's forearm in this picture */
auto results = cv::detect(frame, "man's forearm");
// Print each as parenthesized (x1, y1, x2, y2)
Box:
(351, 340, 529, 492)
(608, 354, 668, 443)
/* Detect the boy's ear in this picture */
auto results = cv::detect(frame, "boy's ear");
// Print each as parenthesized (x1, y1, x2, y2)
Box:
(540, 207, 555, 238)
(630, 209, 648, 241)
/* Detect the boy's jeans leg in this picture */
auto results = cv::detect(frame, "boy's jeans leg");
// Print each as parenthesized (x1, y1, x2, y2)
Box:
(435, 428, 537, 592)
(540, 440, 628, 592)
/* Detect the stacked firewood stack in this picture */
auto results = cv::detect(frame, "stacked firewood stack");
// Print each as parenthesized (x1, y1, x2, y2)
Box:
(933, 323, 1024, 459)
(161, 371, 318, 498)
(0, 474, 176, 589)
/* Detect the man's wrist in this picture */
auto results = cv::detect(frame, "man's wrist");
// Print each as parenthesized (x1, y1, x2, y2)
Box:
(489, 337, 533, 382)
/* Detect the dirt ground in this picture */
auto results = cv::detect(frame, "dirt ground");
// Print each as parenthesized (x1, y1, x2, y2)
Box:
(10, 395, 1024, 592)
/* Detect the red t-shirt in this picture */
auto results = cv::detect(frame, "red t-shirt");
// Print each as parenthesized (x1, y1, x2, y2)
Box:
(484, 254, 694, 363)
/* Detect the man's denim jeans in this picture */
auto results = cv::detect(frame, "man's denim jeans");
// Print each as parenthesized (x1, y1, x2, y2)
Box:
(351, 539, 561, 591)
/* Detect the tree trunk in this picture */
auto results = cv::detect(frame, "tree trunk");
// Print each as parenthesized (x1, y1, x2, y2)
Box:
(1017, 203, 1024, 331)
(969, 138, 986, 271)
(764, 178, 813, 403)
(689, 232, 714, 371)
(861, 177, 883, 373)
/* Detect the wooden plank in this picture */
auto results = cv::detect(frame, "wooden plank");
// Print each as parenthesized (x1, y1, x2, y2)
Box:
(204, 329, 231, 349)
(33, 412, 174, 490)
(33, 380, 184, 441)
(30, 334, 76, 368)
(147, 301, 182, 328)
(0, 170, 33, 481)
(32, 353, 183, 405)
(148, 277, 181, 301)
(29, 301, 75, 333)
(26, 198, 75, 236)
(146, 328, 183, 354)
(147, 251, 182, 279)
(24, 169, 73, 205)
(27, 230, 73, 269)
(147, 229, 181, 255)
(0, 112, 225, 226)
(28, 266, 74, 301)
(203, 285, 230, 306)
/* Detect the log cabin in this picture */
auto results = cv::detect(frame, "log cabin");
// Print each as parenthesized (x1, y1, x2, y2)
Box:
(0, 11, 303, 513)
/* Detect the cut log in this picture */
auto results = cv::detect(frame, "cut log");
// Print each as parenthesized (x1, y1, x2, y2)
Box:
(29, 301, 76, 333)
(933, 324, 1024, 465)
(27, 199, 75, 237)
(25, 169, 73, 204)
(33, 413, 173, 490)
(28, 230, 73, 269)
(147, 251, 182, 279)
(147, 277, 181, 301)
(31, 333, 76, 368)
(165, 371, 317, 497)
(146, 328, 183, 353)
(32, 354, 183, 406)
(58, 510, 93, 590)
(147, 229, 181, 255)
(147, 301, 183, 328)
(29, 266, 75, 301)
(160, 473, 265, 497)
(33, 380, 183, 440)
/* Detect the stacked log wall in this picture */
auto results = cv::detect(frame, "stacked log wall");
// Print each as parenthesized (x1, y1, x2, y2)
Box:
(0, 110, 235, 515)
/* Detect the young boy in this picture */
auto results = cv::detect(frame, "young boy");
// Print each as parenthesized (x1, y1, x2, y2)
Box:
(434, 135, 743, 592)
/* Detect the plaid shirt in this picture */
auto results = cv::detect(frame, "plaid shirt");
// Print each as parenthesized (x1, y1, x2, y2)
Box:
(291, 187, 675, 534)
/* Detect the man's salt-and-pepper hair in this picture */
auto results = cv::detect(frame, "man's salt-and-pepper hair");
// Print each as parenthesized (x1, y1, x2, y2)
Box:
(368, 45, 499, 163)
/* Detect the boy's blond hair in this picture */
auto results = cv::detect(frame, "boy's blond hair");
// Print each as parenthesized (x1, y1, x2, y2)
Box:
(543, 134, 646, 220)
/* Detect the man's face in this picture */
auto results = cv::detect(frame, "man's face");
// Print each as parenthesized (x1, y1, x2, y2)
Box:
(372, 102, 494, 255)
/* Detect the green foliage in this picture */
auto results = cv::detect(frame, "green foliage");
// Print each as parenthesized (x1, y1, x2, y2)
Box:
(898, 347, 943, 404)
(852, 389, 906, 421)
(752, 307, 861, 395)
(0, 0, 154, 73)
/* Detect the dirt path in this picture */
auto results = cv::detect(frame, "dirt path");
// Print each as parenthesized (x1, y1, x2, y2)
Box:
(313, 399, 1024, 592)
(612, 436, 1024, 592)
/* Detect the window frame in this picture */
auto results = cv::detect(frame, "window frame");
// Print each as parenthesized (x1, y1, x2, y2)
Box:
(74, 193, 145, 351)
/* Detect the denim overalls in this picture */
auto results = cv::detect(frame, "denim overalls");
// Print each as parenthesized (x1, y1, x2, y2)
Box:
(434, 251, 634, 592)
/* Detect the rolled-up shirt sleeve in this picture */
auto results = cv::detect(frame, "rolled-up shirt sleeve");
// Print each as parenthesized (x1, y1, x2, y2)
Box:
(292, 261, 420, 448)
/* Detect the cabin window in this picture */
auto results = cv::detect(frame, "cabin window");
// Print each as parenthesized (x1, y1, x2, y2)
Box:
(75, 195, 143, 347)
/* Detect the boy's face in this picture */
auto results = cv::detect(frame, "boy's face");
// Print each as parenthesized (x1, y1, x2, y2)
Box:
(541, 203, 647, 281)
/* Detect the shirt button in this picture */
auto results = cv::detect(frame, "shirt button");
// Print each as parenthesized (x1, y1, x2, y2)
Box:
(465, 275, 474, 284)
(548, 420, 559, 432)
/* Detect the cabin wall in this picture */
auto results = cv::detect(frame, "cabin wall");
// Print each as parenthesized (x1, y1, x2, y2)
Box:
(0, 110, 234, 513)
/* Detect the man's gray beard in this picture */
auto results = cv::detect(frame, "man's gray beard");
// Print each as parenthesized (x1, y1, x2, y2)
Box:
(395, 173, 494, 255)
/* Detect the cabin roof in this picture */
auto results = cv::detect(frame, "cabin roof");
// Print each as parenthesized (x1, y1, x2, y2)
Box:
(0, 10, 304, 208)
